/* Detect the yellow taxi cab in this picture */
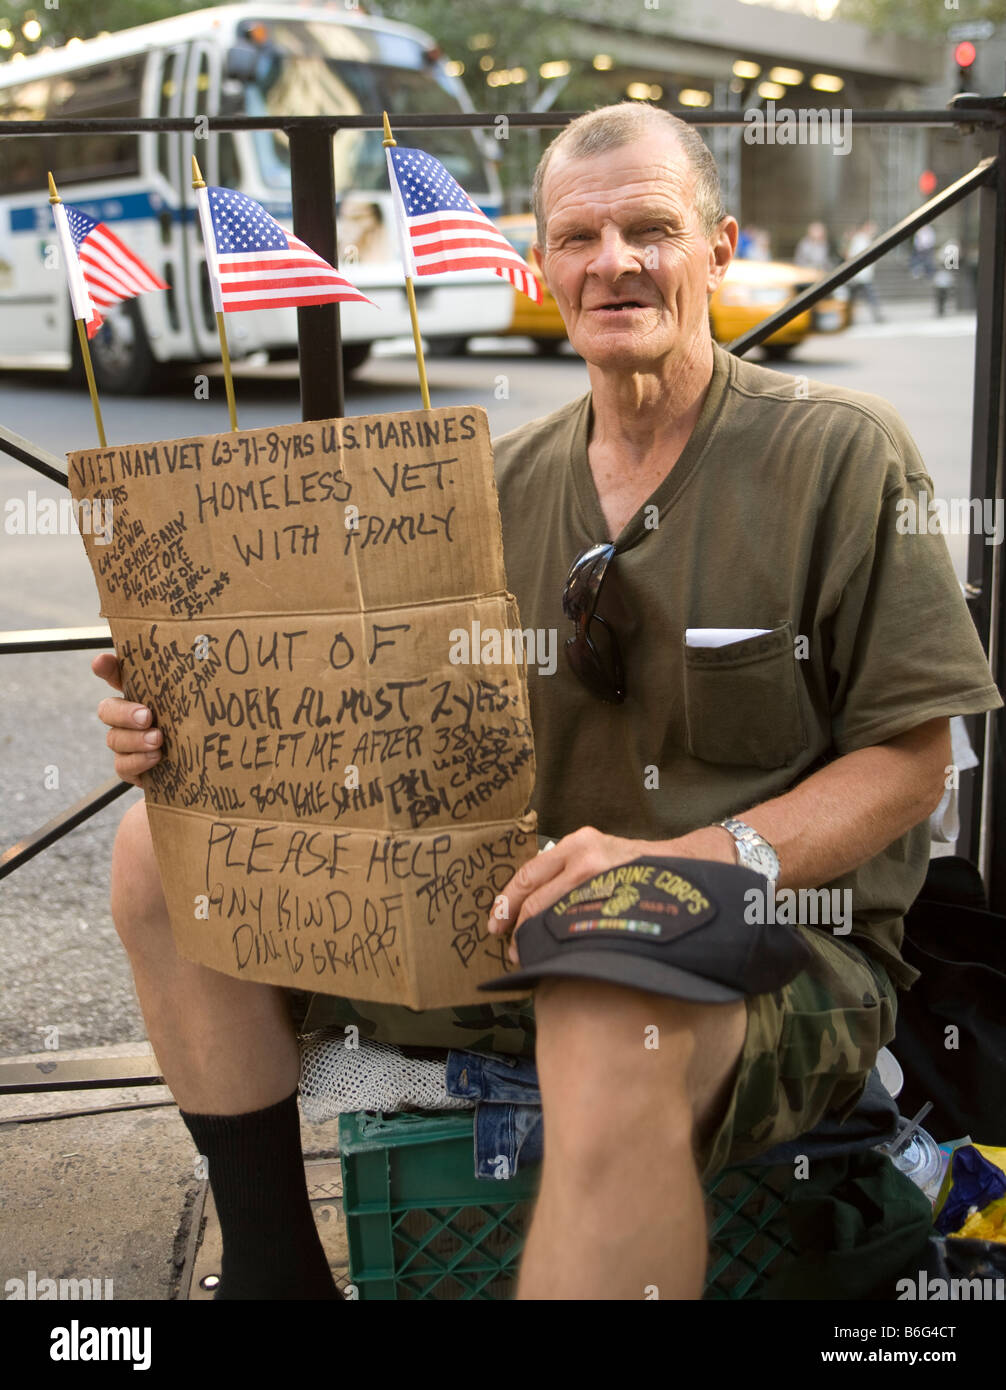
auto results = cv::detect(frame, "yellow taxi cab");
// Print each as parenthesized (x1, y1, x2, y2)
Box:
(710, 258, 850, 360)
(495, 214, 849, 360)
(497, 214, 566, 354)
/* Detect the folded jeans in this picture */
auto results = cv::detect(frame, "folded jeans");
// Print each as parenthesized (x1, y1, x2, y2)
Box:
(446, 1049, 544, 1179)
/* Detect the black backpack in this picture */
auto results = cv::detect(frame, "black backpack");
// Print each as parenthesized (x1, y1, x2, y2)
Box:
(893, 855, 1006, 1143)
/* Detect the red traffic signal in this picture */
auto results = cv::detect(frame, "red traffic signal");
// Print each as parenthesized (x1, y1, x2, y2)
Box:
(954, 41, 977, 70)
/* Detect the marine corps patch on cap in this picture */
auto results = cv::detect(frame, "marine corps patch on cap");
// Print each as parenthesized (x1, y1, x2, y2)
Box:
(546, 861, 718, 945)
(479, 855, 814, 1003)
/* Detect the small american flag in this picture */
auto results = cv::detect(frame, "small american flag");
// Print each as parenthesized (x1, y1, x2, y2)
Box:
(62, 205, 167, 339)
(387, 146, 542, 304)
(205, 185, 373, 313)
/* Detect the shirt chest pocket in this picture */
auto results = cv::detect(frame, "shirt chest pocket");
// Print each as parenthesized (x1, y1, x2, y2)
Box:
(682, 621, 807, 770)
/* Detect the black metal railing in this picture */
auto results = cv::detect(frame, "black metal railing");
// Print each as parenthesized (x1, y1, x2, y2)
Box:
(2, 99, 1005, 914)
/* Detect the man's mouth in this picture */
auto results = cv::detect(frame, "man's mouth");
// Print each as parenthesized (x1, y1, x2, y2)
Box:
(589, 300, 650, 313)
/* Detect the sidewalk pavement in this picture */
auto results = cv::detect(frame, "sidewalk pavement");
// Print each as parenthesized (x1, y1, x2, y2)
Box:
(0, 1041, 348, 1300)
(839, 297, 974, 333)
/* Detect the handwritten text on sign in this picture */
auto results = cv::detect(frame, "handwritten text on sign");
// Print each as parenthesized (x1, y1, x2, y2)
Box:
(68, 409, 536, 1007)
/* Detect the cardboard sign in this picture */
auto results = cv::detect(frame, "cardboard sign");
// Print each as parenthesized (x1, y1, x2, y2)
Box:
(68, 408, 537, 1007)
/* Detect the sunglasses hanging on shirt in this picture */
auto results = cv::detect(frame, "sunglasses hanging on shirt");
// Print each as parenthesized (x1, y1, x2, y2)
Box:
(562, 542, 626, 703)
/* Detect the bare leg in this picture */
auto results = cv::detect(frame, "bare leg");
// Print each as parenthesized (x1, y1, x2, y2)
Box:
(110, 799, 298, 1113)
(517, 979, 747, 1301)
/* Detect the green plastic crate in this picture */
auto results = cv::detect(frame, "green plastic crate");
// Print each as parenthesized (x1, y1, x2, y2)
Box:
(339, 1110, 537, 1300)
(339, 1110, 793, 1300)
(703, 1163, 794, 1300)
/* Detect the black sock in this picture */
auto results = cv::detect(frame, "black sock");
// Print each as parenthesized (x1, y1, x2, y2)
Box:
(179, 1090, 341, 1300)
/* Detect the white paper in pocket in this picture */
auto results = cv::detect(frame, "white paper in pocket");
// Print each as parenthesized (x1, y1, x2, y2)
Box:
(685, 627, 773, 648)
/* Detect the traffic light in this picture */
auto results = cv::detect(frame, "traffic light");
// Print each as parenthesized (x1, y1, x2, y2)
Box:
(954, 40, 977, 92)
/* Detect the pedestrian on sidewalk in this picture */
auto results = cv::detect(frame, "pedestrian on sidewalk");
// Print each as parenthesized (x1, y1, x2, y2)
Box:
(933, 241, 958, 317)
(794, 221, 833, 272)
(911, 225, 936, 280)
(846, 220, 886, 323)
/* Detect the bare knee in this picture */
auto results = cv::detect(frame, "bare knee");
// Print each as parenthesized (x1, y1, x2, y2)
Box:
(534, 979, 746, 1172)
(110, 799, 169, 951)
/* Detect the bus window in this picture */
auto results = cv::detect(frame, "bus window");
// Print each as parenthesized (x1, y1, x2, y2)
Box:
(157, 51, 183, 186)
(0, 56, 147, 196)
(231, 20, 491, 203)
(46, 57, 145, 189)
(194, 50, 212, 117)
(375, 66, 490, 192)
(193, 45, 239, 185)
(0, 78, 51, 195)
(218, 133, 240, 188)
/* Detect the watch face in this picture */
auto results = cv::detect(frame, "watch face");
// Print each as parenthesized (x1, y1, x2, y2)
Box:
(744, 842, 779, 880)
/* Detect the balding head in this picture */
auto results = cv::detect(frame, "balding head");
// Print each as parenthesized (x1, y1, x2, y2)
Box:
(532, 103, 727, 249)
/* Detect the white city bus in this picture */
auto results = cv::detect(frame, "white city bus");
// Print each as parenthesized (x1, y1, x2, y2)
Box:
(0, 3, 511, 392)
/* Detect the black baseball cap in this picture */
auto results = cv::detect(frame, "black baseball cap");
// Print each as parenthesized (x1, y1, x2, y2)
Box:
(479, 856, 814, 1003)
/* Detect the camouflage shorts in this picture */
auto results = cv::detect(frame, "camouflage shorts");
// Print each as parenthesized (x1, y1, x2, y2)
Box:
(697, 926, 898, 1180)
(288, 988, 538, 1060)
(288, 925, 896, 1182)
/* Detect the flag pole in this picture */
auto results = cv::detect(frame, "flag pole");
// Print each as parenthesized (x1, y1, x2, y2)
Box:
(191, 156, 239, 432)
(48, 173, 107, 448)
(382, 112, 431, 411)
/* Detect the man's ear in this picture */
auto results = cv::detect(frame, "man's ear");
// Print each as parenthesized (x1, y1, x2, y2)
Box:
(531, 241, 552, 295)
(707, 216, 739, 295)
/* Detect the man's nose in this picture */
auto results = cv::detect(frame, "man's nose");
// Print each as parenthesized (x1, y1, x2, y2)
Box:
(586, 227, 642, 278)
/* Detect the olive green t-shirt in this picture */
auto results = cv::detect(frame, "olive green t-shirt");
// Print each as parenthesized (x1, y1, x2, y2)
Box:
(493, 342, 1002, 989)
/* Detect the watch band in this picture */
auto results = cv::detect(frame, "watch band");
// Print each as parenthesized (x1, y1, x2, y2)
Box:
(717, 818, 781, 884)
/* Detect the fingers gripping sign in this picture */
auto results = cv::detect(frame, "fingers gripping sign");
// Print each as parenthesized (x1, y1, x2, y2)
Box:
(91, 651, 124, 694)
(92, 652, 163, 786)
(487, 827, 649, 965)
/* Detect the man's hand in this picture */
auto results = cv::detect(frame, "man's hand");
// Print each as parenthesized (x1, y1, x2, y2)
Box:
(488, 824, 735, 964)
(92, 653, 163, 787)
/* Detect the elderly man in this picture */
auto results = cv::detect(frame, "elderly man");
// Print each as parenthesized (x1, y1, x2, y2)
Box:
(95, 103, 999, 1301)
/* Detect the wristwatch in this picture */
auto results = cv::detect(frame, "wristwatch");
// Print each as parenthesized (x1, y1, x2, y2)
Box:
(717, 818, 780, 885)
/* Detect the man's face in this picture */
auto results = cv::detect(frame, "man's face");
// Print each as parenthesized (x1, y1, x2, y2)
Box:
(535, 131, 736, 371)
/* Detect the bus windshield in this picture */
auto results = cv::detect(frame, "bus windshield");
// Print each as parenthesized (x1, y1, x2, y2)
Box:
(233, 19, 491, 199)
